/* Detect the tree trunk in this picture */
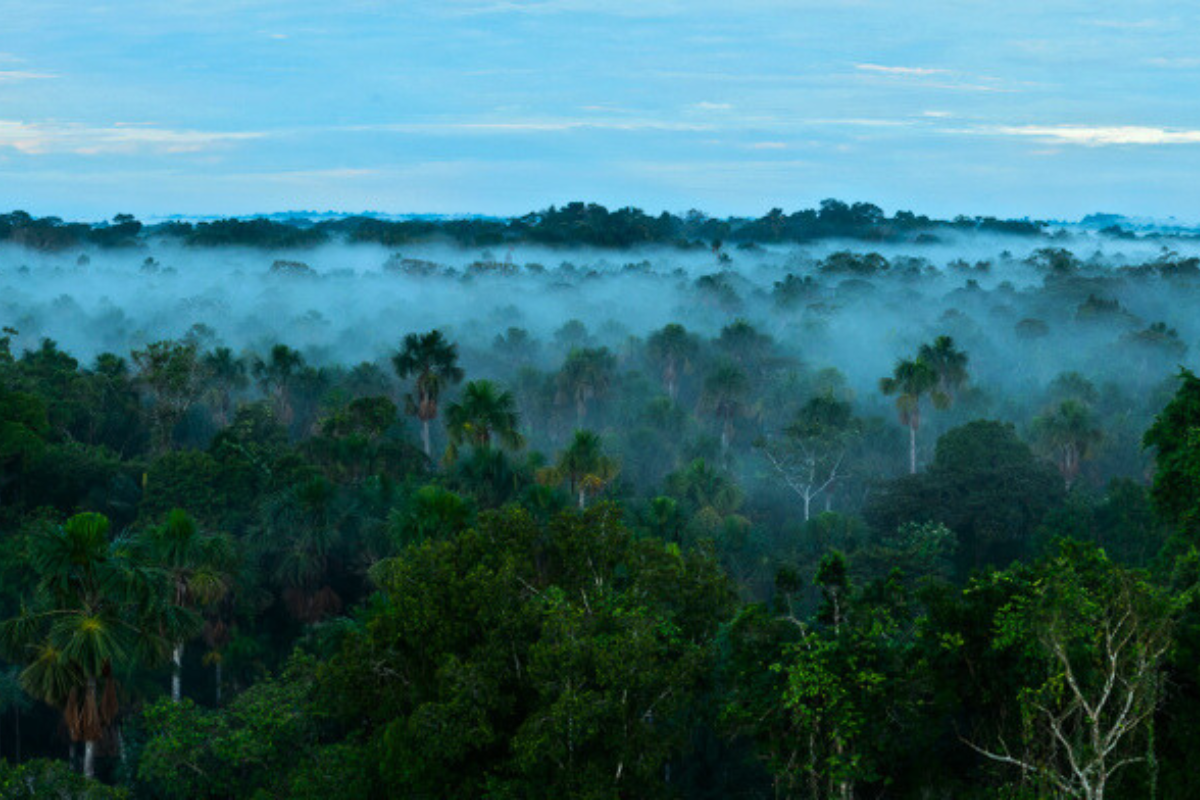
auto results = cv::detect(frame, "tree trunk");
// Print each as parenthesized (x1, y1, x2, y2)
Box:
(421, 419, 431, 458)
(578, 489, 586, 510)
(215, 660, 223, 706)
(908, 424, 917, 474)
(172, 642, 184, 702)
(803, 492, 811, 523)
(83, 739, 95, 779)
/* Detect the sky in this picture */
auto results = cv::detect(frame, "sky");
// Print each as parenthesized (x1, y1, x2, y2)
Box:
(2, 0, 1200, 221)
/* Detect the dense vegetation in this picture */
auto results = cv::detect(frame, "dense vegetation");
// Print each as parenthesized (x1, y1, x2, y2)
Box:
(2, 211, 1200, 798)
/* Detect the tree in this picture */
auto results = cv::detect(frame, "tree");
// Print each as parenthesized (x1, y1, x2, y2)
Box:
(879, 357, 938, 474)
(0, 513, 185, 778)
(701, 361, 749, 454)
(555, 347, 616, 428)
(1143, 368, 1200, 532)
(131, 340, 203, 454)
(1032, 399, 1103, 489)
(392, 330, 464, 458)
(759, 394, 862, 521)
(645, 323, 699, 401)
(201, 347, 248, 429)
(137, 509, 235, 703)
(252, 344, 306, 430)
(967, 543, 1178, 800)
(865, 421, 1064, 575)
(443, 379, 524, 463)
(539, 430, 619, 509)
(324, 504, 733, 798)
(917, 335, 969, 404)
(0, 389, 49, 510)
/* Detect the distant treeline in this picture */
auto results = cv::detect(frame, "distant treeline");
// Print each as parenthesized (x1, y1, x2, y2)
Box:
(0, 200, 1049, 251)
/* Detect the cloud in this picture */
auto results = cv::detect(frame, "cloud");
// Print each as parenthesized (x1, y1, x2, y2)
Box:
(1146, 57, 1200, 69)
(0, 120, 265, 155)
(692, 101, 733, 112)
(0, 71, 56, 83)
(855, 63, 947, 77)
(971, 124, 1200, 146)
(342, 118, 716, 134)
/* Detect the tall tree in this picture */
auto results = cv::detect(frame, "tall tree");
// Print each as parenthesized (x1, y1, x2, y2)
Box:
(443, 379, 524, 463)
(917, 335, 969, 405)
(968, 543, 1178, 800)
(0, 513, 186, 778)
(131, 340, 203, 454)
(392, 330, 464, 459)
(555, 347, 616, 428)
(701, 361, 749, 454)
(879, 357, 938, 474)
(759, 394, 862, 521)
(137, 509, 234, 703)
(645, 323, 699, 401)
(539, 430, 619, 509)
(1032, 399, 1103, 489)
(200, 347, 248, 430)
(251, 344, 305, 429)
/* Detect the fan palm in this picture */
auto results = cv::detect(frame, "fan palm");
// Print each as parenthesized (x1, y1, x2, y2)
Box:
(879, 357, 938, 474)
(1032, 399, 1103, 489)
(701, 361, 748, 454)
(0, 513, 185, 778)
(392, 330, 464, 458)
(539, 430, 620, 509)
(136, 509, 234, 702)
(443, 379, 525, 463)
(917, 335, 970, 405)
(646, 323, 699, 401)
(555, 347, 616, 427)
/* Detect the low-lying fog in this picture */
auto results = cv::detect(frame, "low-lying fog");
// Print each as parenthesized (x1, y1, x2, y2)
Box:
(3, 235, 1196, 394)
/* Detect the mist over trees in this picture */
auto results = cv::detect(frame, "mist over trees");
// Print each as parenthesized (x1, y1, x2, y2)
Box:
(2, 201, 1200, 797)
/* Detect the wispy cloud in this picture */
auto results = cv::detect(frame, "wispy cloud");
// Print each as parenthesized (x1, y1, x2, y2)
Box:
(692, 101, 733, 112)
(0, 71, 56, 83)
(1146, 56, 1200, 69)
(969, 124, 1200, 146)
(0, 120, 264, 155)
(853, 63, 1014, 93)
(341, 117, 716, 134)
(855, 63, 946, 77)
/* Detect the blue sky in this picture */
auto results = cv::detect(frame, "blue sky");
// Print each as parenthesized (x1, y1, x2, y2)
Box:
(3, 0, 1200, 220)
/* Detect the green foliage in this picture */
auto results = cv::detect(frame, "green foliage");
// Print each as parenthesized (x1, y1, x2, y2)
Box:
(322, 504, 734, 798)
(866, 421, 1064, 575)
(138, 658, 325, 799)
(0, 758, 129, 798)
(1144, 368, 1200, 533)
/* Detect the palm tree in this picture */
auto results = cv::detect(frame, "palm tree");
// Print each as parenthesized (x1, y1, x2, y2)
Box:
(252, 344, 305, 427)
(555, 347, 616, 427)
(701, 361, 748, 454)
(0, 513, 185, 778)
(443, 380, 525, 463)
(201, 347, 248, 429)
(137, 509, 234, 703)
(645, 323, 698, 401)
(879, 358, 938, 474)
(539, 430, 619, 509)
(392, 330, 464, 459)
(917, 335, 970, 405)
(1032, 400, 1103, 489)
